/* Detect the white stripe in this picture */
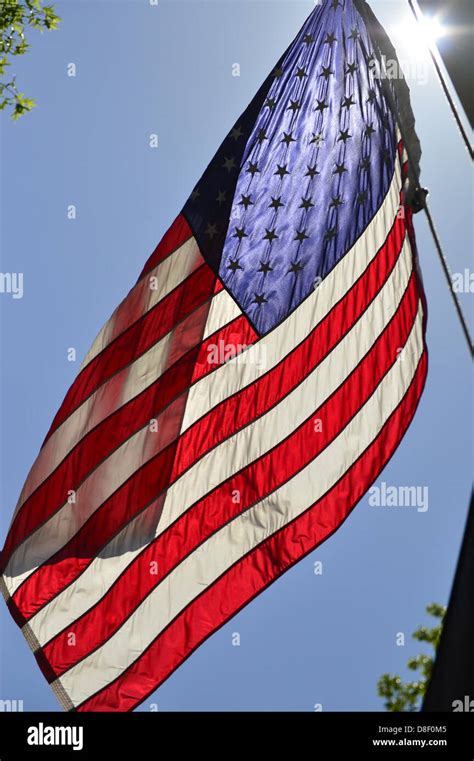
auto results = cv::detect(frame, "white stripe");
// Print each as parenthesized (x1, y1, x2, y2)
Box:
(55, 303, 425, 707)
(24, 235, 413, 642)
(5, 162, 402, 599)
(80, 236, 199, 371)
(203, 289, 241, 340)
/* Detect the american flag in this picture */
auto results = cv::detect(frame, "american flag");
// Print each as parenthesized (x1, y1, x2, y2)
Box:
(1, 0, 427, 711)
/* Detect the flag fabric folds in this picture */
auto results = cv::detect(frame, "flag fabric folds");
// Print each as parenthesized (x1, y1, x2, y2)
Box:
(0, 0, 427, 711)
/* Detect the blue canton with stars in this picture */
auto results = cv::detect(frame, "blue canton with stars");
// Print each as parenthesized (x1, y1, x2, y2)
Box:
(183, 0, 398, 336)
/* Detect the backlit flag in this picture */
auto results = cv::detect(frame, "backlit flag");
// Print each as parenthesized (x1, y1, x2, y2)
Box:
(1, 0, 427, 711)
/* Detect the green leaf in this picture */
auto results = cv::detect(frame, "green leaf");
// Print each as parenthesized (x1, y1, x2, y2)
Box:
(377, 602, 445, 712)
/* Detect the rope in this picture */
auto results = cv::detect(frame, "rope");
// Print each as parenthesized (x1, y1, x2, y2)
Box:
(421, 204, 474, 358)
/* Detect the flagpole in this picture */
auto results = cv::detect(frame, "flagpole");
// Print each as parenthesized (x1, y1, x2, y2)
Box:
(357, 1, 474, 358)
(407, 0, 473, 160)
(422, 492, 474, 710)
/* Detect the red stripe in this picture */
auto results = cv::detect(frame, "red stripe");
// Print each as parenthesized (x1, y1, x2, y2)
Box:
(139, 214, 193, 279)
(11, 211, 405, 619)
(41, 272, 419, 676)
(2, 312, 253, 567)
(192, 314, 255, 383)
(75, 350, 428, 712)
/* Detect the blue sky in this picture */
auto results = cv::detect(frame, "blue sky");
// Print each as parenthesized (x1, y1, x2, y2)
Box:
(0, 0, 472, 711)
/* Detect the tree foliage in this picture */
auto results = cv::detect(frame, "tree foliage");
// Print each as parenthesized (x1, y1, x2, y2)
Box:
(0, 0, 60, 119)
(378, 603, 446, 712)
